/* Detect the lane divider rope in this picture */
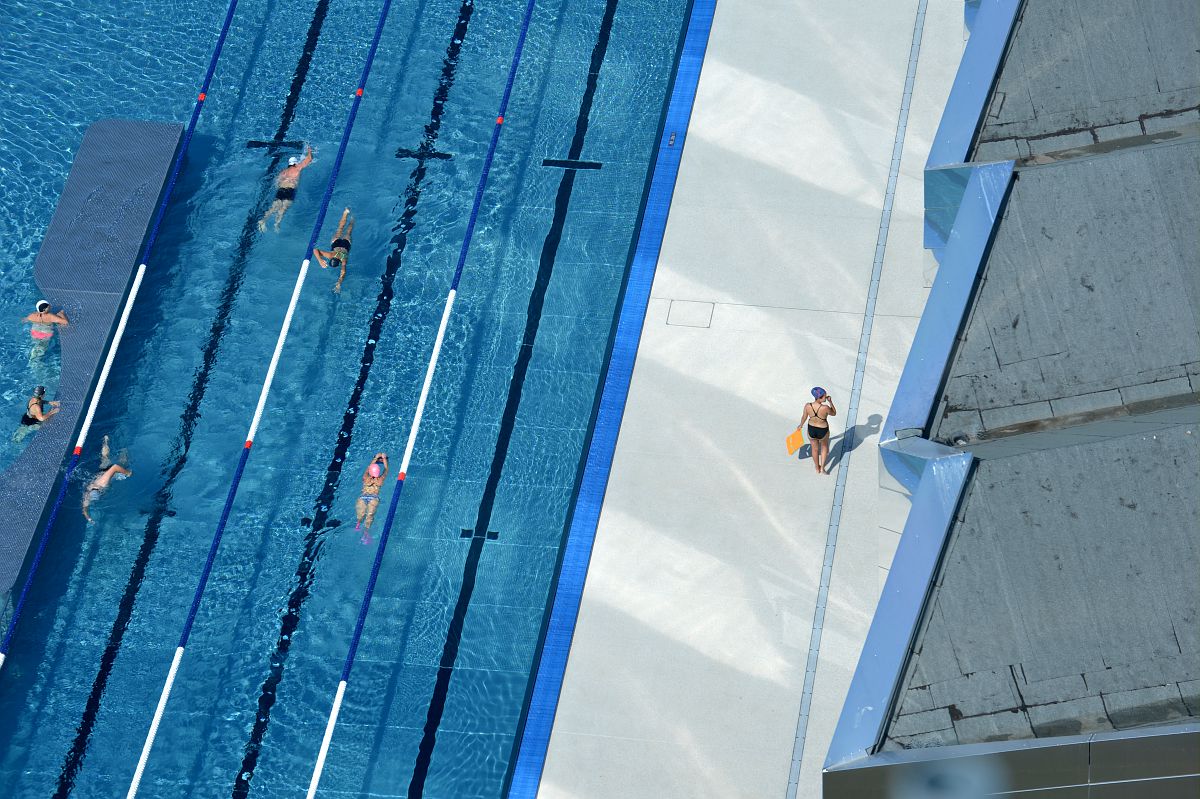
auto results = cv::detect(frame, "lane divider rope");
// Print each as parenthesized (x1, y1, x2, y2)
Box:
(0, 0, 242, 673)
(304, 0, 539, 793)
(124, 3, 395, 797)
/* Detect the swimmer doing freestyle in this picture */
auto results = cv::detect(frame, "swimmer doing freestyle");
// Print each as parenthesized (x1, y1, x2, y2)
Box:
(312, 207, 354, 293)
(82, 435, 132, 522)
(356, 452, 389, 543)
(258, 145, 314, 232)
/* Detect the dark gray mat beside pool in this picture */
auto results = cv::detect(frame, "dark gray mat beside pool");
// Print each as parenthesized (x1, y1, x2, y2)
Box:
(0, 118, 181, 603)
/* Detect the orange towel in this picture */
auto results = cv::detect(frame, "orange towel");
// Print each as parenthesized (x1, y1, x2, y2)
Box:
(786, 426, 804, 455)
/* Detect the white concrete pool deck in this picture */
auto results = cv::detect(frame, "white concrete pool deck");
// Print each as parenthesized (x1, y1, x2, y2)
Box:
(539, 1, 965, 796)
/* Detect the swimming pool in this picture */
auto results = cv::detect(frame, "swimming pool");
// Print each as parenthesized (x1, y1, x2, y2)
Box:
(0, 0, 689, 794)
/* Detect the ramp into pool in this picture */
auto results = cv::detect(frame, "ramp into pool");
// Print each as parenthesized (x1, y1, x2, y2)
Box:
(0, 119, 182, 607)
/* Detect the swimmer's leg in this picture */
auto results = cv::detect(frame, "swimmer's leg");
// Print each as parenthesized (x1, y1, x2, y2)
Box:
(355, 498, 367, 529)
(273, 201, 292, 231)
(334, 261, 346, 294)
(363, 500, 380, 529)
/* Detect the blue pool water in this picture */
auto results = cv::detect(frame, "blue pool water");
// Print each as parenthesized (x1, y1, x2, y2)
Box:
(0, 0, 689, 795)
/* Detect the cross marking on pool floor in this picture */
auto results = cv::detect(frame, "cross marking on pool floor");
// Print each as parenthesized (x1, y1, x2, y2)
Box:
(460, 527, 500, 540)
(396, 143, 453, 161)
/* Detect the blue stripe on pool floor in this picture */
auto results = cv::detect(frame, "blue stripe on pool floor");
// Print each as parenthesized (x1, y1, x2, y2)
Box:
(504, 0, 717, 794)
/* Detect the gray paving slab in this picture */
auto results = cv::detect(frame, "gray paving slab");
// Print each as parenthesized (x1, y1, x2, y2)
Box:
(951, 708, 1035, 743)
(891, 707, 954, 739)
(0, 119, 180, 601)
(1103, 685, 1191, 729)
(1016, 673, 1091, 707)
(1180, 680, 1200, 716)
(1027, 696, 1112, 738)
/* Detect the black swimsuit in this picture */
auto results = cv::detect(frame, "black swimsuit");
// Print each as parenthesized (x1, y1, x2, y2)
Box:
(807, 402, 830, 440)
(275, 186, 297, 201)
(20, 398, 41, 427)
(329, 237, 351, 268)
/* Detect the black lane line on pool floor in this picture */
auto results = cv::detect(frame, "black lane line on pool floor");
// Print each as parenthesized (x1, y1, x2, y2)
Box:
(228, 2, 478, 794)
(407, 0, 618, 793)
(52, 2, 333, 795)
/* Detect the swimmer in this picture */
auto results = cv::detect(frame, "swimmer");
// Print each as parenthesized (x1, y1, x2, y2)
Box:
(799, 387, 836, 474)
(82, 435, 132, 522)
(23, 300, 69, 359)
(13, 385, 59, 444)
(312, 207, 355, 293)
(355, 452, 389, 542)
(258, 145, 314, 232)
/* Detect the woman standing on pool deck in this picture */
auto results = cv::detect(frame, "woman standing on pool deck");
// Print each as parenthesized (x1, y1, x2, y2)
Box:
(258, 145, 314, 231)
(312, 207, 354, 293)
(23, 300, 68, 359)
(356, 452, 388, 542)
(800, 386, 836, 474)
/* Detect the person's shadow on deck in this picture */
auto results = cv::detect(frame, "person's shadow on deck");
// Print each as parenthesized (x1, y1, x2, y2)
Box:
(796, 414, 883, 471)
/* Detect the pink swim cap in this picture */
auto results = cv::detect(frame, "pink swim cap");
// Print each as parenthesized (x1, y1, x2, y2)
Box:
(368, 463, 383, 478)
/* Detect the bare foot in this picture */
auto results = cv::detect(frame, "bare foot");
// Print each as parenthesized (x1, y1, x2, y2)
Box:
(257, 219, 267, 232)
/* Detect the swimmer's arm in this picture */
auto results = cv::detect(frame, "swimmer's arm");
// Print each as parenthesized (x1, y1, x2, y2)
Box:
(824, 397, 837, 416)
(82, 497, 92, 522)
(113, 465, 132, 478)
(313, 249, 329, 268)
(49, 310, 69, 324)
(298, 146, 314, 169)
(799, 405, 810, 427)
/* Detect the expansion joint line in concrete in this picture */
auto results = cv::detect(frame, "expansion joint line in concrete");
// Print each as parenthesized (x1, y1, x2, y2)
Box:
(785, 0, 929, 793)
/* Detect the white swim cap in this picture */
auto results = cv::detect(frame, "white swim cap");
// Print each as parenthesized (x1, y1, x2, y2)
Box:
(288, 156, 299, 166)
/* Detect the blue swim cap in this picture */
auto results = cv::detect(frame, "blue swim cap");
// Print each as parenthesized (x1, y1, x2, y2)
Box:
(811, 386, 826, 399)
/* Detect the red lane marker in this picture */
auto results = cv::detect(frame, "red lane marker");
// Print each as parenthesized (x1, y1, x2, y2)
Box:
(73, 446, 82, 456)
(397, 472, 406, 481)
(244, 440, 253, 449)
(356, 87, 363, 96)
(496, 115, 504, 124)
(198, 92, 207, 101)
